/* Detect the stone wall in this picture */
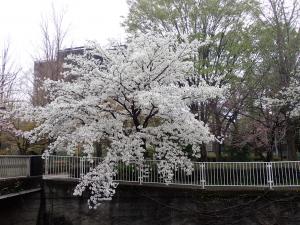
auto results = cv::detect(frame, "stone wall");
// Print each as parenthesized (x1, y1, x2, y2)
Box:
(0, 192, 41, 225)
(1, 180, 300, 225)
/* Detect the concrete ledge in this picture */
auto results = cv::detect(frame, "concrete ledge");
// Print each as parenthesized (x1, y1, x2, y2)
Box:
(0, 175, 42, 181)
(0, 188, 41, 200)
(42, 177, 300, 192)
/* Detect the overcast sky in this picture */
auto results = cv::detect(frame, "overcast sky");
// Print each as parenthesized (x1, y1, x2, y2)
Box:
(0, 0, 296, 72)
(0, 0, 129, 69)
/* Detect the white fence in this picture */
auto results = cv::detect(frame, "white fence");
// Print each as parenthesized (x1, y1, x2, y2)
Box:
(44, 155, 102, 178)
(0, 156, 31, 179)
(44, 156, 300, 189)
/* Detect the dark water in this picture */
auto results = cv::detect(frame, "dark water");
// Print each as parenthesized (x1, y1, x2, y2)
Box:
(1, 182, 300, 225)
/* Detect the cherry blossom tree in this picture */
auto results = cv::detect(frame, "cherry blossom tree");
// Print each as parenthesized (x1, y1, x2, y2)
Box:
(24, 33, 223, 208)
(275, 78, 300, 117)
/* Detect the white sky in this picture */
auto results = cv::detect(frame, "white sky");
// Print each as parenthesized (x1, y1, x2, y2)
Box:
(0, 0, 296, 71)
(0, 0, 129, 70)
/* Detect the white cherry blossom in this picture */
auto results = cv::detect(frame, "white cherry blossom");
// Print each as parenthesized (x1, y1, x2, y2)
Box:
(24, 33, 223, 208)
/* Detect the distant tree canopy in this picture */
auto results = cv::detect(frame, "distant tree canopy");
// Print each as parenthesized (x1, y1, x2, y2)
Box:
(124, 0, 300, 161)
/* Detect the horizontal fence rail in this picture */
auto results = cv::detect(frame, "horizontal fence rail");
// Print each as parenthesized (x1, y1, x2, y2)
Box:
(0, 156, 31, 179)
(43, 156, 300, 189)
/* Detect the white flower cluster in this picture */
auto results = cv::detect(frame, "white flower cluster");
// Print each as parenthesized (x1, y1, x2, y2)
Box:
(266, 77, 300, 117)
(73, 160, 118, 209)
(24, 32, 223, 208)
(280, 78, 300, 117)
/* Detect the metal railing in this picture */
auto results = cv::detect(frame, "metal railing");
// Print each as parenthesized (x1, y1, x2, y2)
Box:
(0, 155, 31, 179)
(44, 155, 102, 179)
(44, 156, 300, 189)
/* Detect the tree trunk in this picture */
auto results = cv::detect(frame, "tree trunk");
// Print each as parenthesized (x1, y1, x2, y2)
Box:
(217, 142, 223, 161)
(94, 142, 103, 157)
(198, 102, 208, 161)
(213, 114, 223, 161)
(267, 127, 275, 162)
(213, 141, 223, 161)
(266, 150, 273, 162)
(286, 119, 297, 160)
(200, 144, 207, 161)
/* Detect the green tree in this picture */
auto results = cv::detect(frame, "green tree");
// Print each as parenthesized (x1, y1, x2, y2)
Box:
(124, 0, 260, 160)
(240, 0, 300, 160)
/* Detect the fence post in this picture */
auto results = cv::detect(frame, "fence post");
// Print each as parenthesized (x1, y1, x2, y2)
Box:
(80, 158, 83, 177)
(139, 163, 143, 185)
(45, 156, 49, 175)
(26, 157, 31, 177)
(200, 163, 206, 189)
(266, 162, 273, 189)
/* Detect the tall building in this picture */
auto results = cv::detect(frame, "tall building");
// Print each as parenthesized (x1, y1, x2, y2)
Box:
(32, 47, 85, 106)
